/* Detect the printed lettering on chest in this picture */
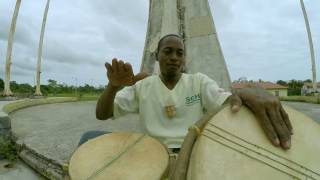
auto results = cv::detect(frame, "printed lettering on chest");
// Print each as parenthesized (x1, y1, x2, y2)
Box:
(185, 93, 201, 106)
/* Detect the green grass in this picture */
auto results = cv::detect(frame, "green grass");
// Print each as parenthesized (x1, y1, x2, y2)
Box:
(279, 96, 320, 104)
(47, 93, 100, 100)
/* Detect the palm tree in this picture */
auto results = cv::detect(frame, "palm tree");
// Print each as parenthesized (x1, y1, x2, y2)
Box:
(35, 0, 50, 96)
(300, 0, 317, 93)
(2, 0, 21, 97)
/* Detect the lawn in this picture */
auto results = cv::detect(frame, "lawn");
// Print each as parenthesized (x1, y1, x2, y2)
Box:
(46, 93, 100, 101)
(279, 95, 320, 104)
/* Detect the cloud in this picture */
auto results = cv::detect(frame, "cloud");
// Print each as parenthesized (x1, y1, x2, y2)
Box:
(0, 0, 319, 86)
(210, 0, 320, 81)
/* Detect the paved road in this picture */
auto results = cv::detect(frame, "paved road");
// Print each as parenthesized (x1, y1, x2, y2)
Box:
(0, 160, 45, 180)
(10, 101, 143, 166)
(282, 101, 320, 124)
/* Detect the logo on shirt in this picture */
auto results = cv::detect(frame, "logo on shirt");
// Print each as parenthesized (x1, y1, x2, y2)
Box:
(185, 94, 201, 106)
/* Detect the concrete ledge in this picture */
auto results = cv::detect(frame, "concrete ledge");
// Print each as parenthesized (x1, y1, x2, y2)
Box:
(3, 97, 78, 114)
(0, 112, 11, 129)
(1, 97, 78, 179)
(0, 108, 12, 160)
(19, 148, 66, 179)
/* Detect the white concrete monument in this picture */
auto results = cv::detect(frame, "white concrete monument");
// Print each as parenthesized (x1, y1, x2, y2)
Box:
(140, 0, 231, 90)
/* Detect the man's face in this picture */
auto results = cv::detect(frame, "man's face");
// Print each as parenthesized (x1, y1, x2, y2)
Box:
(157, 36, 185, 78)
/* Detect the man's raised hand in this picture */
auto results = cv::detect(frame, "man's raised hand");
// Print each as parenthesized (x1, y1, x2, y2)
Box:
(105, 58, 149, 88)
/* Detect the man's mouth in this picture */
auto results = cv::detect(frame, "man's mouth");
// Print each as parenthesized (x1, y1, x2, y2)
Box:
(167, 64, 179, 68)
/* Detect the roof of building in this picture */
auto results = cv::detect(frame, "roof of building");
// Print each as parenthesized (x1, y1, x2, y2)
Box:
(232, 82, 288, 90)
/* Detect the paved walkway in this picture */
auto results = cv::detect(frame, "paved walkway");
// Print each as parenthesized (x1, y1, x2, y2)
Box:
(9, 101, 142, 167)
(282, 101, 320, 124)
(0, 160, 45, 180)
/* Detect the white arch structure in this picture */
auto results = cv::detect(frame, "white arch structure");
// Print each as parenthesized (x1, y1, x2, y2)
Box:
(300, 0, 317, 93)
(34, 0, 50, 96)
(2, 0, 21, 97)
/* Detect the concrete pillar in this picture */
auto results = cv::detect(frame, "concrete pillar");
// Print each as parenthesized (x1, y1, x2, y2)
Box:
(140, 0, 231, 90)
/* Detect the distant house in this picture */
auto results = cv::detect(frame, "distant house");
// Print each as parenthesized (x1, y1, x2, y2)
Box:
(301, 83, 320, 95)
(232, 82, 288, 97)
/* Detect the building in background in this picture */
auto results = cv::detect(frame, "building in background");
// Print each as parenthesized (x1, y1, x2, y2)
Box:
(301, 83, 320, 96)
(232, 82, 288, 97)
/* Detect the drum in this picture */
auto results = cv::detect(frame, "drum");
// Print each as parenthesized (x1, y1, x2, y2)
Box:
(187, 106, 320, 180)
(69, 133, 169, 180)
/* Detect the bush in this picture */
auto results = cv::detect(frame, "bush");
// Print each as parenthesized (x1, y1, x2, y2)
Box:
(0, 137, 18, 162)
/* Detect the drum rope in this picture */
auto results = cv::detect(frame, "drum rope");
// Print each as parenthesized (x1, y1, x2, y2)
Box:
(85, 134, 146, 180)
(203, 128, 319, 179)
(207, 122, 320, 177)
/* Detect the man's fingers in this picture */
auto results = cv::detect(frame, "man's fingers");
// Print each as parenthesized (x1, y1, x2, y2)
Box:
(229, 94, 242, 112)
(267, 108, 291, 149)
(123, 63, 131, 72)
(256, 110, 280, 147)
(125, 63, 134, 75)
(112, 58, 119, 72)
(276, 109, 291, 149)
(280, 105, 293, 134)
(118, 60, 125, 73)
(105, 62, 113, 74)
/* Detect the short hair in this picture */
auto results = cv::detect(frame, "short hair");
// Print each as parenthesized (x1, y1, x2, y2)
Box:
(156, 34, 184, 53)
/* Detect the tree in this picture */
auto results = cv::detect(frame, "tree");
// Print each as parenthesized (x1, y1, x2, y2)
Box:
(276, 80, 287, 86)
(0, 78, 4, 90)
(303, 79, 312, 83)
(47, 79, 57, 87)
(287, 79, 304, 95)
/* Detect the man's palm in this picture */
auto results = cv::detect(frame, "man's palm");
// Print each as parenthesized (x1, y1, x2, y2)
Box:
(105, 58, 148, 87)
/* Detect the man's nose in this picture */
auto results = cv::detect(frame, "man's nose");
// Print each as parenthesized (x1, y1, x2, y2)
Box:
(169, 53, 179, 62)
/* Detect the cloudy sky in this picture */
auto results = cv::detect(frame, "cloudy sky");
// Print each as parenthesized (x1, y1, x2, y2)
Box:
(0, 0, 319, 87)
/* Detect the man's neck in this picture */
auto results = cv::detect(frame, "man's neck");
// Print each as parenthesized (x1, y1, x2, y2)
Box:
(160, 73, 182, 90)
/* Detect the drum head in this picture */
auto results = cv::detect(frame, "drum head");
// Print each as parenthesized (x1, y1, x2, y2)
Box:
(188, 106, 320, 180)
(69, 133, 169, 180)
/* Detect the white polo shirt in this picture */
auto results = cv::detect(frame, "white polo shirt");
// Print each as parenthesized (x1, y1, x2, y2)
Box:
(113, 73, 231, 148)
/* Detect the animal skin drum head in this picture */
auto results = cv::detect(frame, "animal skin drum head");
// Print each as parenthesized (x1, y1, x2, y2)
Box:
(187, 106, 320, 180)
(69, 133, 169, 180)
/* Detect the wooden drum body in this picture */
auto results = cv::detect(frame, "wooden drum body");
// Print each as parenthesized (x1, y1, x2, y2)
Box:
(187, 106, 320, 180)
(69, 133, 169, 180)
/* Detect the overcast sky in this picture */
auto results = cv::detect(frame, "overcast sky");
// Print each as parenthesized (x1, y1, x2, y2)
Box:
(0, 0, 319, 87)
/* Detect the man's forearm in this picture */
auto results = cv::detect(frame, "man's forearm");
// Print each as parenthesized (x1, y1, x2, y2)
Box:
(96, 84, 121, 120)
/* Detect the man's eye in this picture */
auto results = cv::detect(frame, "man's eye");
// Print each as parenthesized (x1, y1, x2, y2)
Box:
(177, 51, 184, 56)
(163, 49, 171, 54)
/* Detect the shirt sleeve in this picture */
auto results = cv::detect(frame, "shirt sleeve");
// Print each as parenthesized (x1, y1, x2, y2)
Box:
(198, 73, 231, 113)
(113, 85, 139, 119)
